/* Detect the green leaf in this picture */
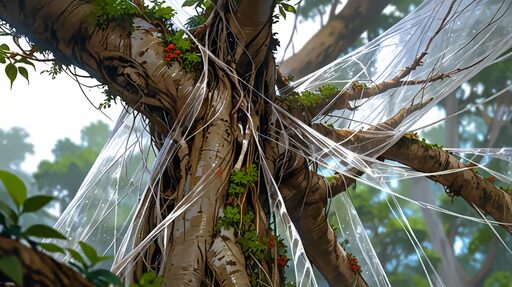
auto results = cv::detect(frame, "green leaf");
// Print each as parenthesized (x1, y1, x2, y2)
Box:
(280, 3, 297, 13)
(0, 201, 18, 224)
(279, 6, 286, 19)
(23, 224, 67, 240)
(88, 269, 122, 286)
(79, 241, 99, 266)
(40, 243, 66, 254)
(18, 66, 29, 83)
(182, 0, 199, 7)
(96, 255, 112, 263)
(0, 170, 27, 209)
(140, 271, 157, 283)
(5, 63, 17, 88)
(0, 43, 9, 51)
(67, 248, 88, 270)
(0, 256, 23, 286)
(15, 57, 35, 69)
(22, 195, 54, 213)
(154, 6, 175, 20)
(69, 261, 86, 274)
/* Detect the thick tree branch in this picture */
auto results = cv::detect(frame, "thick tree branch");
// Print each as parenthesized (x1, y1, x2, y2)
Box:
(383, 137, 512, 233)
(280, 0, 390, 78)
(0, 238, 93, 287)
(0, 0, 198, 135)
(315, 124, 512, 233)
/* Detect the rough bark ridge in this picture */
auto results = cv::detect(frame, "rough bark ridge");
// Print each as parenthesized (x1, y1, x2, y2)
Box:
(0, 0, 511, 286)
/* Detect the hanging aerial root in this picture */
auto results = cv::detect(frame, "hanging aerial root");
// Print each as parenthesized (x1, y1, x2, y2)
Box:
(207, 228, 251, 287)
(280, 184, 369, 287)
(275, 154, 368, 286)
(0, 237, 93, 287)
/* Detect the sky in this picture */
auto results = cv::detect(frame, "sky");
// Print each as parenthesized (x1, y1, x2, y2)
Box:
(0, 3, 443, 174)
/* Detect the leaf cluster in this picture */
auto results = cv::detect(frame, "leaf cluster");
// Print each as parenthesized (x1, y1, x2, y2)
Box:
(163, 30, 203, 73)
(0, 170, 65, 245)
(0, 44, 35, 87)
(89, 0, 176, 28)
(0, 170, 163, 286)
(276, 0, 297, 20)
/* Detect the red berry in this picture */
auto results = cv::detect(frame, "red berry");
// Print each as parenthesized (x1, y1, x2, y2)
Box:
(175, 50, 181, 55)
(168, 43, 175, 49)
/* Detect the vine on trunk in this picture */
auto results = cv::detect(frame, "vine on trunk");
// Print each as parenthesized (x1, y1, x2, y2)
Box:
(216, 165, 290, 286)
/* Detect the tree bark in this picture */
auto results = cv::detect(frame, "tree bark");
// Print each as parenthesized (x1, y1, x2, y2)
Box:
(280, 0, 390, 78)
(0, 237, 93, 287)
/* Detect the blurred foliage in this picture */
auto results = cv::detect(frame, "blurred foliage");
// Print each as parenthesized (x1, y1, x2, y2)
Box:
(33, 121, 110, 213)
(0, 128, 34, 171)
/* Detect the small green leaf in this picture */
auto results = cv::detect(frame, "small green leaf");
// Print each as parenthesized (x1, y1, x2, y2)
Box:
(140, 271, 157, 283)
(182, 0, 199, 7)
(15, 57, 35, 69)
(0, 56, 6, 64)
(88, 269, 122, 286)
(23, 224, 67, 240)
(79, 241, 99, 266)
(280, 3, 296, 13)
(279, 6, 286, 19)
(0, 201, 18, 224)
(96, 255, 113, 263)
(40, 243, 66, 254)
(18, 66, 29, 83)
(0, 170, 27, 209)
(0, 43, 9, 51)
(0, 256, 23, 286)
(22, 195, 54, 213)
(5, 63, 17, 87)
(67, 248, 88, 270)
(69, 261, 86, 274)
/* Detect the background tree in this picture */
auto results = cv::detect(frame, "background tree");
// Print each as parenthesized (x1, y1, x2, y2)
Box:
(34, 121, 110, 213)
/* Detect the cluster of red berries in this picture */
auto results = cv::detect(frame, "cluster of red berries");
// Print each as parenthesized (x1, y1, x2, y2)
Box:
(276, 255, 288, 267)
(268, 235, 276, 249)
(347, 253, 362, 273)
(486, 176, 496, 183)
(164, 43, 181, 62)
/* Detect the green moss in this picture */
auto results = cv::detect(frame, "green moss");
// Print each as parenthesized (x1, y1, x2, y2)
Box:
(90, 0, 203, 74)
(216, 165, 289, 286)
(285, 84, 340, 107)
(401, 132, 444, 150)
